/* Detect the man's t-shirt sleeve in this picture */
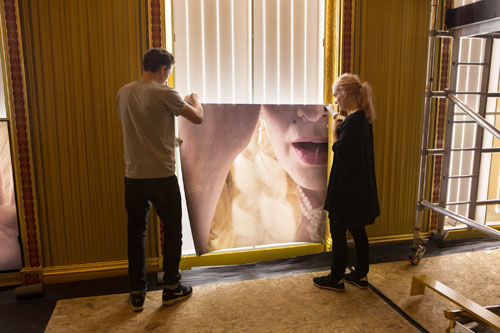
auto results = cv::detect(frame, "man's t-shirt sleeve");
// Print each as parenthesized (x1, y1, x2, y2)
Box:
(162, 86, 186, 116)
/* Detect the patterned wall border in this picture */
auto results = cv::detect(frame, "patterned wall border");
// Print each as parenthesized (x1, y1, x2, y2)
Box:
(149, 0, 163, 48)
(341, 0, 354, 74)
(430, 0, 453, 230)
(1, 0, 43, 283)
(148, 0, 166, 268)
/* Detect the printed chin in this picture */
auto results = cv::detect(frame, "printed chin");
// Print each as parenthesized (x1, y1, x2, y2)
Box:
(292, 142, 328, 165)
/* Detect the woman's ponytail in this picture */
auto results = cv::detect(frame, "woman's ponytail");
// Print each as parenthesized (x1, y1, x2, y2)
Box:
(360, 81, 375, 123)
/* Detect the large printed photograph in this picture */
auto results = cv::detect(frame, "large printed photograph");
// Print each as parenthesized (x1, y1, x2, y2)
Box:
(0, 122, 22, 271)
(179, 104, 328, 254)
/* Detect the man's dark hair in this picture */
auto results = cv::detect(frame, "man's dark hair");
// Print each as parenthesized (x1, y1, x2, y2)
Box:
(143, 48, 175, 72)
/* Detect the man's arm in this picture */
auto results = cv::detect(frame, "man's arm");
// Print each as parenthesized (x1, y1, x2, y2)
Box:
(181, 93, 204, 124)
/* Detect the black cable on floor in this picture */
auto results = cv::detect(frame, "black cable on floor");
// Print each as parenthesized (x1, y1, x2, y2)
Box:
(368, 283, 429, 333)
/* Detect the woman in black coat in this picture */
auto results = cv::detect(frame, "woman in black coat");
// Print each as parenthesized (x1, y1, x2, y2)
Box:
(314, 73, 380, 292)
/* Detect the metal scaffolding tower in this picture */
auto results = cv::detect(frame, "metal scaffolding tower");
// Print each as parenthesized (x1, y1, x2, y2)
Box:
(410, 0, 500, 264)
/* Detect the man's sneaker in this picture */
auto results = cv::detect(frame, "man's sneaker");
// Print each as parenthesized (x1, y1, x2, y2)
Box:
(162, 283, 193, 305)
(344, 270, 369, 289)
(313, 275, 345, 292)
(129, 292, 146, 311)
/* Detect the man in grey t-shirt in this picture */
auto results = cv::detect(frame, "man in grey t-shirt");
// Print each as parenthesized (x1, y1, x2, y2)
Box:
(117, 48, 203, 311)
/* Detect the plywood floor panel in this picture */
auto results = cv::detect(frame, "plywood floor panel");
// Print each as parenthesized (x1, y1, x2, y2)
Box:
(45, 249, 500, 332)
(45, 272, 417, 333)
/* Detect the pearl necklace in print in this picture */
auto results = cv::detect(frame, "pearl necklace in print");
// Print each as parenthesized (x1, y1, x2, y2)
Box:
(297, 186, 325, 242)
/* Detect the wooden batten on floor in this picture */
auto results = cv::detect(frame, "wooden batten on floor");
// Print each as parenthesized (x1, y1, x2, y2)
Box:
(410, 274, 500, 330)
(370, 249, 500, 332)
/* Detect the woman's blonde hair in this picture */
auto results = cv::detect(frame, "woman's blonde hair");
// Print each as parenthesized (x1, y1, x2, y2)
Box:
(333, 73, 376, 123)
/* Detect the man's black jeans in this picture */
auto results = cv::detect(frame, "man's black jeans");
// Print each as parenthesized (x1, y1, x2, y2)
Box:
(125, 175, 182, 292)
(330, 215, 370, 282)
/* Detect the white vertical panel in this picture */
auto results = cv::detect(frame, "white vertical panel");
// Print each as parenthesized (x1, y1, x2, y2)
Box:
(172, 0, 188, 95)
(264, 0, 277, 103)
(252, 0, 324, 104)
(276, 0, 280, 104)
(216, 0, 221, 102)
(233, 0, 251, 103)
(292, 0, 305, 105)
(231, 0, 235, 103)
(248, 0, 253, 102)
(317, 0, 325, 103)
(165, 0, 173, 53)
(188, 1, 203, 100)
(203, 0, 219, 103)
(290, 0, 294, 104)
(201, 0, 207, 101)
(303, 0, 307, 104)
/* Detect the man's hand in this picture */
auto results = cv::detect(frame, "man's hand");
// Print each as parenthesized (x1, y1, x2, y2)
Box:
(189, 93, 200, 105)
(182, 93, 204, 124)
(184, 93, 200, 106)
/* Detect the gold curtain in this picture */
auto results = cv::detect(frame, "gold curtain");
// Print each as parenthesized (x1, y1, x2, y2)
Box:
(353, 0, 430, 238)
(324, 0, 340, 249)
(19, 0, 154, 267)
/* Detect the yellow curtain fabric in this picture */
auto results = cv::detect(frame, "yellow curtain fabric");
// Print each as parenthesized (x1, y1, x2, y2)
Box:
(353, 0, 430, 237)
(324, 0, 340, 249)
(19, 0, 152, 266)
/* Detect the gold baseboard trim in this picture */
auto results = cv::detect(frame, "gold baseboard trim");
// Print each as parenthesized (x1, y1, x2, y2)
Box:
(33, 231, 471, 285)
(367, 232, 431, 245)
(42, 258, 159, 285)
(0, 271, 21, 287)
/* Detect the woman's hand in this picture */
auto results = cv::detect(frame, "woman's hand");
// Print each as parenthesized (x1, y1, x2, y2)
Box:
(332, 118, 343, 142)
(333, 113, 346, 121)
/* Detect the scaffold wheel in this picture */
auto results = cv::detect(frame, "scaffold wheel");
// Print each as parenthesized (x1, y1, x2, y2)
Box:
(406, 245, 426, 265)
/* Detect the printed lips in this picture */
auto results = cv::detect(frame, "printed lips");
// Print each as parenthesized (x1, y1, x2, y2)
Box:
(292, 139, 328, 165)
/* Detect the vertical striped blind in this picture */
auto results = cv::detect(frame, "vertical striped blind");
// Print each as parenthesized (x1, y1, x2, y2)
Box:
(172, 0, 325, 105)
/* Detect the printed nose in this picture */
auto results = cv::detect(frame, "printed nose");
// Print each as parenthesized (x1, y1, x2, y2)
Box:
(297, 106, 325, 122)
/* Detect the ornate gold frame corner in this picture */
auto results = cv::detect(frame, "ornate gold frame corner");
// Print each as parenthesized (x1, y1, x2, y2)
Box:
(0, 0, 43, 284)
